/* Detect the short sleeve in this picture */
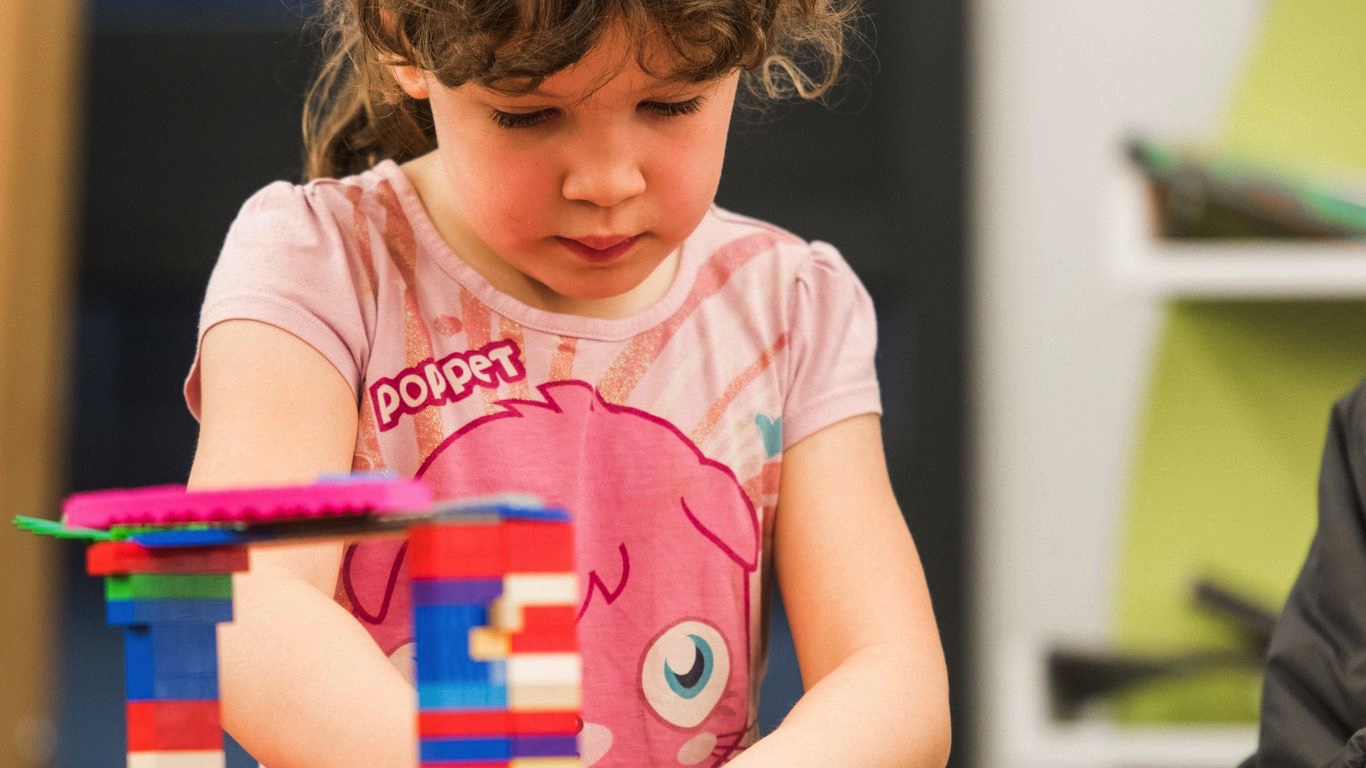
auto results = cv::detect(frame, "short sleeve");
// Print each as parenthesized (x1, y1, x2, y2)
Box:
(781, 242, 882, 448)
(183, 180, 372, 419)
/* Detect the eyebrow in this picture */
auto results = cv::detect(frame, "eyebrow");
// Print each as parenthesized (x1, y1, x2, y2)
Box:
(513, 75, 701, 101)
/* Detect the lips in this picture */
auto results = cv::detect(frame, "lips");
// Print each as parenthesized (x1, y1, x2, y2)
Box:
(557, 234, 642, 263)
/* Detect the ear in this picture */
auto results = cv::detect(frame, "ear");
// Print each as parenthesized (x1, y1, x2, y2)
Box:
(391, 64, 430, 100)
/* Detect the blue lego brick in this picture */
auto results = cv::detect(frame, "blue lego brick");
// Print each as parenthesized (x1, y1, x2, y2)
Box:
(419, 736, 512, 762)
(488, 504, 570, 523)
(510, 734, 579, 758)
(417, 679, 508, 710)
(413, 604, 509, 687)
(410, 578, 503, 607)
(124, 624, 220, 701)
(129, 528, 253, 547)
(413, 603, 482, 671)
(418, 734, 578, 762)
(107, 597, 234, 627)
(428, 496, 571, 524)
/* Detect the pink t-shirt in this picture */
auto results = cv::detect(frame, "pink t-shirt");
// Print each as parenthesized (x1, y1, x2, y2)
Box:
(185, 159, 880, 766)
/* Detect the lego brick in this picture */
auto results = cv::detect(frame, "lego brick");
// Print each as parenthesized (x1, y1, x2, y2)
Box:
(125, 625, 220, 701)
(126, 750, 226, 768)
(507, 682, 581, 711)
(107, 598, 234, 627)
(87, 542, 248, 576)
(469, 627, 511, 661)
(506, 654, 580, 688)
(420, 735, 577, 763)
(499, 603, 576, 641)
(411, 578, 504, 607)
(63, 476, 431, 529)
(420, 761, 580, 768)
(502, 523, 574, 574)
(413, 604, 498, 683)
(409, 522, 573, 580)
(510, 736, 578, 758)
(417, 710, 579, 738)
(428, 494, 567, 524)
(509, 606, 576, 655)
(418, 681, 508, 710)
(126, 700, 222, 751)
(501, 574, 577, 608)
(130, 528, 253, 548)
(419, 737, 512, 763)
(409, 524, 509, 579)
(416, 656, 507, 694)
(510, 629, 577, 655)
(106, 574, 234, 602)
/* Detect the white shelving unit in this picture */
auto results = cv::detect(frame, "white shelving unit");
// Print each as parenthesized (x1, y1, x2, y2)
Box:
(973, 4, 1289, 766)
(1020, 165, 1366, 768)
(1000, 637, 1257, 768)
(1109, 168, 1366, 298)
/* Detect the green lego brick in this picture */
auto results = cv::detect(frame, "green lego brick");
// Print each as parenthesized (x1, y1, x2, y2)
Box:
(106, 573, 235, 601)
(13, 515, 121, 541)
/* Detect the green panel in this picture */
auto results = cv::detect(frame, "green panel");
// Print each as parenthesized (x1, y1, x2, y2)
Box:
(1220, 0, 1366, 172)
(1114, 301, 1366, 722)
(105, 572, 235, 601)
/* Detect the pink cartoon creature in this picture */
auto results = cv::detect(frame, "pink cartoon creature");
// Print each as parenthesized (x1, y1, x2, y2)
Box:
(345, 380, 762, 766)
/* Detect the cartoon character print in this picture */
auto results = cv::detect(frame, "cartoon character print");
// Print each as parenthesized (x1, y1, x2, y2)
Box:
(341, 380, 762, 766)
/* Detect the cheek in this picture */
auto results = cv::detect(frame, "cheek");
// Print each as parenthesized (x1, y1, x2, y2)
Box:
(458, 155, 556, 235)
(665, 117, 731, 194)
(650, 145, 725, 223)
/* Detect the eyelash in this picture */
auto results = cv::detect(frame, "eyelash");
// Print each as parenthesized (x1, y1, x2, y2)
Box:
(489, 97, 706, 130)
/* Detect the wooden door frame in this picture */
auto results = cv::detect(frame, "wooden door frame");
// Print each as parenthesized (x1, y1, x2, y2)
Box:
(0, 1, 83, 765)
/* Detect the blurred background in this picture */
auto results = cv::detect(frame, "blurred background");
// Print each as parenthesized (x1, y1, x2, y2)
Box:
(3, 0, 1364, 766)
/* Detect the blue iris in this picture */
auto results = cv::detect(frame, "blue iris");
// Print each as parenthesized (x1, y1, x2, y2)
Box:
(664, 634, 714, 699)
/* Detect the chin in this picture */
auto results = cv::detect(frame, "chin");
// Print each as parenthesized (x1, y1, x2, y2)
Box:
(555, 280, 646, 302)
(557, 266, 658, 299)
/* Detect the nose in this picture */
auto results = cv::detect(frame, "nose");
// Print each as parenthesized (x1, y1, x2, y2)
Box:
(561, 128, 647, 208)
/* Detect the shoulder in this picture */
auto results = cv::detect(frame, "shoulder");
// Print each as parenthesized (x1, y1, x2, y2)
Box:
(693, 205, 870, 303)
(227, 162, 407, 249)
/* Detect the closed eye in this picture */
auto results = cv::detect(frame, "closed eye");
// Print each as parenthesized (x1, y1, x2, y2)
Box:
(641, 96, 706, 118)
(490, 108, 556, 129)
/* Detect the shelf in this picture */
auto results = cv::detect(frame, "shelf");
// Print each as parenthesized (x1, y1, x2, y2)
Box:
(1108, 169, 1366, 298)
(998, 637, 1257, 768)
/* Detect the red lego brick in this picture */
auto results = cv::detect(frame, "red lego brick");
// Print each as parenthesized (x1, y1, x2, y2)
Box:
(504, 523, 573, 573)
(510, 606, 577, 653)
(418, 710, 580, 738)
(409, 521, 574, 580)
(409, 525, 508, 579)
(126, 700, 222, 751)
(87, 542, 249, 576)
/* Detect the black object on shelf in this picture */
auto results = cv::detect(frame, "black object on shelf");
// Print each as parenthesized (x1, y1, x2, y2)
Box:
(1127, 136, 1366, 239)
(1046, 576, 1277, 720)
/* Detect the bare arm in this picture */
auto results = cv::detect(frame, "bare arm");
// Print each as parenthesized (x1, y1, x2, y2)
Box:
(191, 319, 416, 768)
(729, 414, 951, 767)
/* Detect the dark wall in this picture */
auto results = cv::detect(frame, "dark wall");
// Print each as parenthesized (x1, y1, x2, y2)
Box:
(717, 4, 970, 762)
(58, 2, 968, 765)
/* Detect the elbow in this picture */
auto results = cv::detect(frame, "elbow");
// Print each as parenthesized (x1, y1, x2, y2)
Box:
(917, 692, 952, 768)
(930, 718, 952, 768)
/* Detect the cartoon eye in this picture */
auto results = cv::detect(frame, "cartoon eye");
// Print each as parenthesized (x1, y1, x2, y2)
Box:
(640, 620, 730, 728)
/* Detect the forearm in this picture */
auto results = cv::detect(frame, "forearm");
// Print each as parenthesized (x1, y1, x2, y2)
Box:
(219, 566, 416, 768)
(731, 643, 950, 768)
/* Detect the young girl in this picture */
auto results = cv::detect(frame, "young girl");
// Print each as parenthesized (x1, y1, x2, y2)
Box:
(184, 1, 949, 766)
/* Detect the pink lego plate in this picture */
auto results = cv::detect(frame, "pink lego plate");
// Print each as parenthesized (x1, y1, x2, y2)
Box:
(62, 476, 433, 530)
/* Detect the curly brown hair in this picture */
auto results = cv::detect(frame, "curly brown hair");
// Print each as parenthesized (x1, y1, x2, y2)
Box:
(302, 0, 861, 180)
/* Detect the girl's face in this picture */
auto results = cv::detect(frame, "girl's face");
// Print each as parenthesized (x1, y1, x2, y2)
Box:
(395, 24, 740, 318)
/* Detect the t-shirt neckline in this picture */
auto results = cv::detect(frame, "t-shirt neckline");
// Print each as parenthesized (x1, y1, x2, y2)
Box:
(373, 158, 704, 342)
